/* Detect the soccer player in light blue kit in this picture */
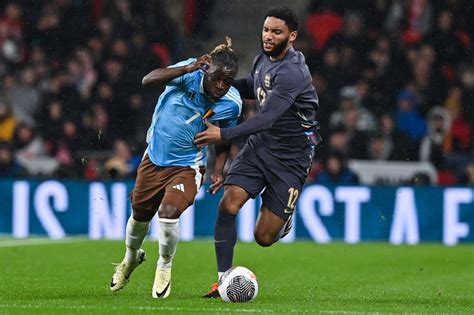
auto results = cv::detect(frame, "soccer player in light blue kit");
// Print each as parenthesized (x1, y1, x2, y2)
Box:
(110, 38, 241, 299)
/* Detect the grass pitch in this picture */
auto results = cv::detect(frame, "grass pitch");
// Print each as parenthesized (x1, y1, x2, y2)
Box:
(0, 239, 472, 314)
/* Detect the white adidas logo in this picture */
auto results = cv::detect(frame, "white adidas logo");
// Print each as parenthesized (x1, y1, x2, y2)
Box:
(172, 184, 185, 192)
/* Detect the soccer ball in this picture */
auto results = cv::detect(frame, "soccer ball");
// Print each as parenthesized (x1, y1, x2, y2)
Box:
(218, 266, 258, 303)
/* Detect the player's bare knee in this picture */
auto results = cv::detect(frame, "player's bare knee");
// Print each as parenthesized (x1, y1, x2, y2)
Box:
(218, 197, 240, 214)
(219, 188, 248, 214)
(158, 204, 181, 219)
(254, 230, 275, 247)
(132, 208, 154, 222)
(219, 193, 245, 214)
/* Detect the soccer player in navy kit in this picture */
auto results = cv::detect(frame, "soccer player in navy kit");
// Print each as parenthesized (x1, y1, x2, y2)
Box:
(109, 38, 242, 299)
(194, 7, 320, 297)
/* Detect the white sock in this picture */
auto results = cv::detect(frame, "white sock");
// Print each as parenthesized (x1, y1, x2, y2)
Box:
(157, 218, 180, 269)
(124, 216, 150, 264)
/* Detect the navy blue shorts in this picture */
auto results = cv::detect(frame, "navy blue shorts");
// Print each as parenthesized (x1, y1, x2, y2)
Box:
(224, 143, 312, 220)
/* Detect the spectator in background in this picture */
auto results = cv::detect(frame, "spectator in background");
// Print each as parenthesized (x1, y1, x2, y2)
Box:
(378, 113, 412, 161)
(128, 32, 161, 82)
(60, 119, 82, 160)
(310, 72, 334, 138)
(410, 43, 445, 113)
(428, 10, 466, 67)
(99, 58, 130, 139)
(339, 107, 370, 159)
(326, 125, 350, 155)
(323, 11, 370, 85)
(400, 0, 433, 45)
(0, 0, 185, 180)
(0, 141, 25, 177)
(419, 106, 450, 168)
(365, 0, 391, 35)
(81, 104, 114, 151)
(33, 3, 63, 58)
(95, 15, 115, 45)
(0, 97, 15, 142)
(366, 131, 394, 161)
(327, 11, 370, 63)
(365, 35, 401, 114)
(353, 78, 378, 117)
(29, 46, 52, 93)
(14, 123, 47, 160)
(459, 66, 474, 128)
(315, 150, 359, 185)
(183, 0, 216, 41)
(329, 86, 376, 133)
(36, 98, 64, 147)
(42, 69, 81, 120)
(104, 139, 140, 179)
(105, 0, 135, 37)
(67, 49, 97, 101)
(417, 105, 457, 185)
(0, 2, 24, 67)
(87, 35, 105, 62)
(394, 89, 427, 146)
(34, 98, 80, 178)
(308, 125, 350, 183)
(125, 93, 148, 147)
(10, 67, 41, 126)
(53, 140, 76, 178)
(443, 86, 472, 156)
(92, 82, 114, 109)
(0, 1, 471, 182)
(13, 122, 58, 176)
(314, 46, 345, 115)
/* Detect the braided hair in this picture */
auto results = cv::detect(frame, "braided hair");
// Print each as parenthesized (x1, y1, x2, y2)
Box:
(209, 36, 238, 74)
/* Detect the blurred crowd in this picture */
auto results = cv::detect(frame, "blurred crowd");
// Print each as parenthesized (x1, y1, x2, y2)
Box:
(0, 0, 211, 180)
(302, 0, 473, 185)
(0, 0, 473, 186)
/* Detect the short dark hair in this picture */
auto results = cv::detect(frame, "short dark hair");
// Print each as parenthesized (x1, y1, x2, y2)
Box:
(265, 6, 299, 32)
(209, 36, 238, 74)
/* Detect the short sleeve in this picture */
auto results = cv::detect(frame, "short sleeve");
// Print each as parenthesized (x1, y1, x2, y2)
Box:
(167, 58, 196, 87)
(209, 90, 242, 128)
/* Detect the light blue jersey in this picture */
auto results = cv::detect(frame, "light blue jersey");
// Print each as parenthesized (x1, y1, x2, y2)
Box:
(145, 58, 242, 168)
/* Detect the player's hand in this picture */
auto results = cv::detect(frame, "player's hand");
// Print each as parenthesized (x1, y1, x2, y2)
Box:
(208, 173, 224, 194)
(188, 54, 212, 73)
(194, 120, 222, 146)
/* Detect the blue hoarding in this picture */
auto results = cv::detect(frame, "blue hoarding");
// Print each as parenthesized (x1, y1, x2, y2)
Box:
(0, 180, 473, 245)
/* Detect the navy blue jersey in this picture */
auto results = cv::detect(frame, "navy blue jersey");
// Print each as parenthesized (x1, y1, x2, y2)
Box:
(221, 48, 319, 159)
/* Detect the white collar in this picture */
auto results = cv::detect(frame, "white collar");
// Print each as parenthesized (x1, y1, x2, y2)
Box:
(199, 72, 205, 94)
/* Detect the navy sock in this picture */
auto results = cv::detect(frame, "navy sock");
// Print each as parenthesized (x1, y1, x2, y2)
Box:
(214, 211, 237, 273)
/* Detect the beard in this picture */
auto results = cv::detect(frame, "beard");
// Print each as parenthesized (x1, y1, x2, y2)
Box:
(261, 37, 289, 58)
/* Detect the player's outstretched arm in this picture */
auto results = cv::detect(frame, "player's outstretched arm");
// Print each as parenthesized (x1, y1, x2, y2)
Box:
(141, 55, 211, 88)
(194, 93, 292, 146)
(194, 120, 222, 145)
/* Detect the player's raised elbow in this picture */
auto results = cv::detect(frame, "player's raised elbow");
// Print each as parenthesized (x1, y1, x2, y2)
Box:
(142, 74, 152, 87)
(142, 72, 167, 88)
